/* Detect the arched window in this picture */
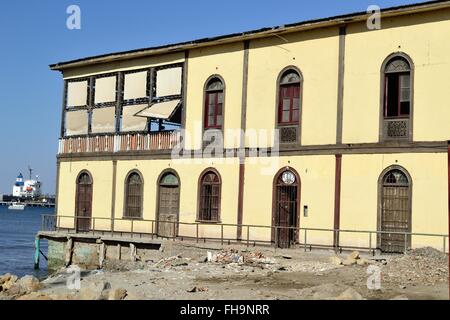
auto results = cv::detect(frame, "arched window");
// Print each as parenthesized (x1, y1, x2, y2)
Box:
(277, 68, 302, 144)
(381, 54, 413, 140)
(198, 169, 221, 222)
(384, 57, 411, 118)
(204, 77, 224, 130)
(278, 70, 301, 125)
(124, 171, 143, 219)
(383, 169, 409, 185)
(77, 171, 92, 185)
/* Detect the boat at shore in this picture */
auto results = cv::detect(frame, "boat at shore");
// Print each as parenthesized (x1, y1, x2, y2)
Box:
(7, 203, 26, 211)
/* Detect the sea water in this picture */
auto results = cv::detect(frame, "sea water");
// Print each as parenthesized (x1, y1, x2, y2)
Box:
(0, 206, 53, 279)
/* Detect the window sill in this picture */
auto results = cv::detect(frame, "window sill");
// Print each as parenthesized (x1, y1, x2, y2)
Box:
(277, 123, 299, 127)
(383, 116, 409, 120)
(196, 220, 222, 224)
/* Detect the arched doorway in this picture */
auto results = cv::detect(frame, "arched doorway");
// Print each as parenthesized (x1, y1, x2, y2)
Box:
(75, 171, 93, 232)
(157, 171, 180, 238)
(272, 168, 300, 248)
(378, 167, 412, 253)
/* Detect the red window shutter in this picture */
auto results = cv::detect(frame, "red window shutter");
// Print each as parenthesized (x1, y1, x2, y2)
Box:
(278, 84, 300, 125)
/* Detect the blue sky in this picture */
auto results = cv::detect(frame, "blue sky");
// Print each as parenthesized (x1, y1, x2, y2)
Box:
(0, 0, 427, 194)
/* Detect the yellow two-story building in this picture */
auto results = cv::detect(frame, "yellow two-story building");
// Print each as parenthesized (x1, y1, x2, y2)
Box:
(50, 1, 450, 253)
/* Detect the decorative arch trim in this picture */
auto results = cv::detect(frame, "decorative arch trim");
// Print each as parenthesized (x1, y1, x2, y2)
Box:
(76, 170, 93, 184)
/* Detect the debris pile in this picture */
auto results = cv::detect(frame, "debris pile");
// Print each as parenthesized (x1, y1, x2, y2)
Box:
(209, 249, 277, 269)
(153, 255, 190, 269)
(329, 251, 369, 266)
(289, 260, 339, 273)
(188, 286, 209, 293)
(381, 247, 448, 286)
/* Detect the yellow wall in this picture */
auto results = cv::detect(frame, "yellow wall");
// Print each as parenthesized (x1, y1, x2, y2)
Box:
(242, 155, 335, 244)
(246, 27, 339, 147)
(340, 153, 448, 249)
(111, 158, 240, 238)
(343, 8, 450, 143)
(185, 42, 244, 150)
(57, 160, 113, 230)
(57, 150, 448, 250)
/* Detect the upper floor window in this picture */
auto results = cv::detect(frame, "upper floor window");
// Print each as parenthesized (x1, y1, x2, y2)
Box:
(204, 77, 224, 130)
(198, 169, 221, 222)
(384, 57, 411, 118)
(381, 54, 413, 141)
(124, 171, 143, 219)
(277, 68, 302, 144)
(278, 70, 301, 126)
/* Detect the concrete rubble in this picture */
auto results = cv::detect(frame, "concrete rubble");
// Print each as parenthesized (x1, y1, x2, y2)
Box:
(0, 274, 42, 298)
(0, 273, 128, 300)
(209, 249, 277, 269)
(330, 251, 370, 266)
(379, 247, 448, 286)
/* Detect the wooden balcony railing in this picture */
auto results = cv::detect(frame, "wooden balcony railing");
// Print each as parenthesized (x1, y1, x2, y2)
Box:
(58, 131, 181, 154)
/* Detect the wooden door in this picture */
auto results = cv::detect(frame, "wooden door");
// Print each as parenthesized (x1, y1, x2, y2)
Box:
(380, 170, 411, 253)
(75, 172, 92, 233)
(157, 173, 180, 238)
(274, 170, 299, 248)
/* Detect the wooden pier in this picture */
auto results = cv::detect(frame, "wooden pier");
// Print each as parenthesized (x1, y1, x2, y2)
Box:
(0, 201, 55, 208)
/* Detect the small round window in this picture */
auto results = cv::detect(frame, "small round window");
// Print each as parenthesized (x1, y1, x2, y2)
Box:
(281, 171, 296, 185)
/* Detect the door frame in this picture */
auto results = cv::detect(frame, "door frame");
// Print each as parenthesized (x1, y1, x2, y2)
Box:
(271, 167, 301, 245)
(74, 170, 93, 232)
(377, 165, 413, 251)
(155, 169, 181, 236)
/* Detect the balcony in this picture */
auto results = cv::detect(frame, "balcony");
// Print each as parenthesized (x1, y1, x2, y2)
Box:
(58, 131, 181, 154)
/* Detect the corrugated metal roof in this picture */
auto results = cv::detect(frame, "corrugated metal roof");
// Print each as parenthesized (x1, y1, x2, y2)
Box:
(50, 0, 450, 71)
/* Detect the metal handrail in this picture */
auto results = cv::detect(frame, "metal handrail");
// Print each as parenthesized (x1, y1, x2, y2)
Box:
(40, 214, 449, 253)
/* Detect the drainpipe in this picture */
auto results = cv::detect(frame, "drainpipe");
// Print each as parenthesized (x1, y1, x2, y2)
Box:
(447, 141, 450, 299)
(236, 40, 250, 241)
(333, 154, 342, 250)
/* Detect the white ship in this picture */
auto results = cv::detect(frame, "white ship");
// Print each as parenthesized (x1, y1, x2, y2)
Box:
(8, 202, 26, 210)
(12, 167, 42, 199)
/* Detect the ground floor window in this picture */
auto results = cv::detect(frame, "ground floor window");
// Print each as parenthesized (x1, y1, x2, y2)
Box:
(198, 169, 221, 222)
(124, 171, 143, 219)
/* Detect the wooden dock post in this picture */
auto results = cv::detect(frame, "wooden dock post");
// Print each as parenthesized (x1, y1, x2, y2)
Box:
(34, 237, 40, 270)
(65, 238, 74, 267)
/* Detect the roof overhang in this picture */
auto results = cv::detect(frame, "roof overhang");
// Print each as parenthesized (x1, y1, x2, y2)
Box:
(49, 0, 450, 72)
